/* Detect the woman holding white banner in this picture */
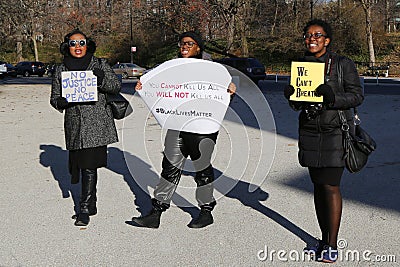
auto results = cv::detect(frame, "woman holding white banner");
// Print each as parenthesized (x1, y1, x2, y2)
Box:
(50, 29, 121, 227)
(132, 31, 236, 229)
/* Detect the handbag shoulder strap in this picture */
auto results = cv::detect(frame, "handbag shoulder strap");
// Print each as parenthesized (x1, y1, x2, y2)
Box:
(338, 110, 350, 132)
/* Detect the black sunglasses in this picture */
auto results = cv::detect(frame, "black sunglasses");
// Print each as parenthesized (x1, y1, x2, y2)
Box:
(68, 39, 87, 47)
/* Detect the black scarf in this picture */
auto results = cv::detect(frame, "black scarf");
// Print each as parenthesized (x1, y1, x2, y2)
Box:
(302, 51, 328, 63)
(63, 52, 93, 71)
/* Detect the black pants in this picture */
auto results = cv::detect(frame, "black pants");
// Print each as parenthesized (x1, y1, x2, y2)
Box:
(153, 130, 218, 210)
(69, 146, 107, 184)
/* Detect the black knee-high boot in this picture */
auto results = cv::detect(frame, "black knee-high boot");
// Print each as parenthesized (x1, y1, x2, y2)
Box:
(75, 168, 98, 226)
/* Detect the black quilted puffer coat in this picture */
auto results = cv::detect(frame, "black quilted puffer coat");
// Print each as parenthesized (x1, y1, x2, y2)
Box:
(291, 51, 364, 167)
(50, 57, 121, 150)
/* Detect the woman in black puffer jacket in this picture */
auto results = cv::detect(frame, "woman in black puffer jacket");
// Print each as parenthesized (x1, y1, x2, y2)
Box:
(284, 19, 363, 263)
(50, 29, 121, 226)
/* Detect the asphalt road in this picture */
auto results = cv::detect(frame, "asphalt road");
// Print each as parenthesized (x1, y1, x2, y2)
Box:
(0, 74, 398, 266)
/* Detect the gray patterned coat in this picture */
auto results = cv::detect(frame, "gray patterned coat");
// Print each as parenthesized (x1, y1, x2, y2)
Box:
(50, 56, 121, 150)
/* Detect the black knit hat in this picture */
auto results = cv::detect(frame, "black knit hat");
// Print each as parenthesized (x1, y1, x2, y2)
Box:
(179, 31, 204, 52)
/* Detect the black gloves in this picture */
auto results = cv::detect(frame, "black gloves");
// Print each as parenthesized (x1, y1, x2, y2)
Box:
(56, 97, 69, 110)
(93, 68, 105, 86)
(315, 84, 335, 105)
(284, 85, 295, 100)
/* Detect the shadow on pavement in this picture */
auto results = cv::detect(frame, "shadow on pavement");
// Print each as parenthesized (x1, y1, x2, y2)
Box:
(39, 144, 80, 213)
(106, 147, 154, 215)
(107, 147, 201, 220)
(214, 169, 316, 246)
(39, 144, 316, 246)
(181, 169, 317, 246)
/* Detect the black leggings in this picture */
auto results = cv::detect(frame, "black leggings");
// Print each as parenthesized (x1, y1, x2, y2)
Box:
(153, 130, 218, 209)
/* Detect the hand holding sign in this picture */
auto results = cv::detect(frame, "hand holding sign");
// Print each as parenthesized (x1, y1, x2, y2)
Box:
(56, 97, 69, 110)
(283, 85, 295, 100)
(92, 68, 105, 86)
(315, 84, 335, 105)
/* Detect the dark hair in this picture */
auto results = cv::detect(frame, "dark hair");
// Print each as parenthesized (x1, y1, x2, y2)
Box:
(303, 19, 333, 41)
(59, 29, 96, 56)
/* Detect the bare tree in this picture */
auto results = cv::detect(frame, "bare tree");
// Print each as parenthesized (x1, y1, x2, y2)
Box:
(0, 0, 390, 68)
(0, 1, 30, 62)
(358, 0, 376, 65)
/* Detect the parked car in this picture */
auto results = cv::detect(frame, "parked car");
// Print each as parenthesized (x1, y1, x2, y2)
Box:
(214, 57, 266, 83)
(15, 61, 46, 77)
(112, 63, 146, 79)
(0, 61, 17, 78)
(4, 63, 17, 77)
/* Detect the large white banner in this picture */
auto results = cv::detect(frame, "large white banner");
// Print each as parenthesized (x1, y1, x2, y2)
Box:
(138, 58, 232, 134)
(61, 71, 98, 102)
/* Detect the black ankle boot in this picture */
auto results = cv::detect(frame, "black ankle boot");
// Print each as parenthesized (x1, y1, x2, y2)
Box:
(188, 209, 213, 228)
(131, 209, 162, 228)
(75, 213, 90, 226)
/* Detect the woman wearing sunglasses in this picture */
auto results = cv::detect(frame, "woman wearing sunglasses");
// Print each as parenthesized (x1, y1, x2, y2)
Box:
(50, 29, 121, 226)
(283, 20, 364, 263)
(132, 31, 235, 229)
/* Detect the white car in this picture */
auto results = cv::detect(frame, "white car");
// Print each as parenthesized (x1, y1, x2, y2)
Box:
(112, 63, 146, 79)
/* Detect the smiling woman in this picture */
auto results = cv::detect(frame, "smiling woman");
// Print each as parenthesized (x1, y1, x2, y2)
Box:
(131, 31, 236, 230)
(283, 19, 364, 264)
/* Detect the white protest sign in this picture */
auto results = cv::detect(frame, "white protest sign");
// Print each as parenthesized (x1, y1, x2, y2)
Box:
(138, 58, 232, 134)
(61, 71, 98, 102)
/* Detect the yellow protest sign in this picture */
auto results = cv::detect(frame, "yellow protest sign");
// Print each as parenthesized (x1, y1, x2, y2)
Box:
(290, 62, 324, 102)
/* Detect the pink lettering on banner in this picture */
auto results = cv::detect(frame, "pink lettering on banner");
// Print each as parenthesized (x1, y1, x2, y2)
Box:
(161, 83, 182, 89)
(175, 92, 189, 98)
(156, 91, 173, 98)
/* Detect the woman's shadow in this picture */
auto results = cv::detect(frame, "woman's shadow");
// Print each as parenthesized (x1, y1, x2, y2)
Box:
(39, 144, 201, 224)
(39, 144, 80, 213)
(40, 144, 317, 245)
(185, 169, 317, 246)
(106, 147, 156, 215)
(39, 144, 158, 218)
(106, 147, 201, 223)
